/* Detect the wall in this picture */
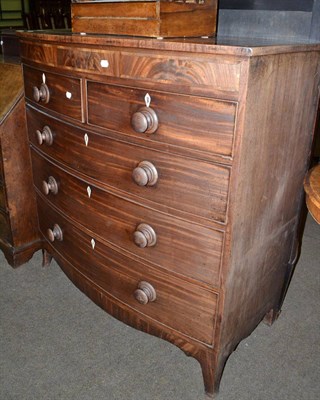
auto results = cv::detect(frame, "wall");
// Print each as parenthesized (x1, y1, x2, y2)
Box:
(218, 0, 320, 41)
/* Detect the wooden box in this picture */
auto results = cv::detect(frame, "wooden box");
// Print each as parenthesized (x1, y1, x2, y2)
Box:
(71, 0, 218, 37)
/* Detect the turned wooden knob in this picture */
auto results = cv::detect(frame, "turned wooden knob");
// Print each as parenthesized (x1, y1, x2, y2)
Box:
(47, 224, 63, 242)
(131, 106, 159, 134)
(132, 161, 158, 187)
(33, 83, 50, 104)
(36, 125, 53, 146)
(42, 176, 58, 195)
(134, 281, 156, 305)
(133, 223, 157, 248)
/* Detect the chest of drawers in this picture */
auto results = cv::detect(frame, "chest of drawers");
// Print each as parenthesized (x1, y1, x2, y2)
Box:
(0, 63, 40, 267)
(18, 32, 320, 397)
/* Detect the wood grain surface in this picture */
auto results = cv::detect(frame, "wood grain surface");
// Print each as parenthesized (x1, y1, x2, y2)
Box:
(23, 65, 83, 121)
(87, 82, 237, 158)
(0, 64, 40, 267)
(37, 194, 219, 345)
(19, 32, 320, 397)
(27, 107, 230, 224)
(304, 164, 320, 223)
(71, 0, 217, 37)
(31, 150, 224, 287)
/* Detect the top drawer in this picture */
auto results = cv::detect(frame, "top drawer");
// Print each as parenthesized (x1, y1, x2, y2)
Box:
(87, 82, 237, 159)
(23, 65, 83, 121)
(21, 41, 242, 98)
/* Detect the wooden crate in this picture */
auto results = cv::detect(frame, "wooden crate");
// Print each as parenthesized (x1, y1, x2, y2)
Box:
(71, 0, 218, 37)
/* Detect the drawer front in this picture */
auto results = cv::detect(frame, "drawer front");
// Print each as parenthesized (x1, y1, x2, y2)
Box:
(57, 46, 119, 76)
(120, 52, 241, 93)
(27, 108, 230, 224)
(32, 152, 223, 286)
(87, 82, 237, 159)
(23, 65, 82, 121)
(37, 195, 218, 345)
(0, 209, 12, 244)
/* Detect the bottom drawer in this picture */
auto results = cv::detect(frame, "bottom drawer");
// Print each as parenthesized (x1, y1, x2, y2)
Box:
(37, 195, 218, 345)
(0, 209, 12, 244)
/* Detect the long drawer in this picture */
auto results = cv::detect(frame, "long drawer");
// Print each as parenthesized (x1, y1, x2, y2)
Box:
(37, 195, 218, 345)
(32, 151, 224, 287)
(23, 65, 83, 121)
(27, 107, 230, 224)
(21, 41, 242, 98)
(87, 81, 237, 159)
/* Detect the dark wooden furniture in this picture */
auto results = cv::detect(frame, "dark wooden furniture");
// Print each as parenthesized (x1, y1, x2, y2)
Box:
(0, 62, 40, 267)
(18, 31, 320, 397)
(71, 0, 218, 37)
(0, 30, 20, 58)
(304, 165, 320, 224)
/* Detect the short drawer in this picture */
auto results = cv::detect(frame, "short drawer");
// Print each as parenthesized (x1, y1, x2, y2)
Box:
(37, 195, 218, 345)
(0, 209, 12, 244)
(27, 108, 230, 224)
(87, 82, 237, 159)
(23, 65, 82, 121)
(32, 152, 224, 287)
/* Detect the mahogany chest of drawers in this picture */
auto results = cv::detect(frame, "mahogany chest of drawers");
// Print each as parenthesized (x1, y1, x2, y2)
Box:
(18, 31, 320, 397)
(0, 62, 40, 267)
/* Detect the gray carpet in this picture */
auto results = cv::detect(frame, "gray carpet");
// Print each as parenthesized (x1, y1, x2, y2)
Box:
(1, 215, 319, 400)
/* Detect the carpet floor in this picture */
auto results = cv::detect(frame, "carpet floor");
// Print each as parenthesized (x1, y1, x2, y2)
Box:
(1, 215, 319, 400)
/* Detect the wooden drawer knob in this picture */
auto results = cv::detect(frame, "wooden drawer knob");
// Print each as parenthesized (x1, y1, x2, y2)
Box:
(42, 176, 58, 195)
(132, 161, 158, 187)
(36, 126, 53, 146)
(131, 106, 159, 134)
(47, 224, 63, 242)
(133, 223, 157, 248)
(134, 281, 156, 305)
(33, 83, 50, 104)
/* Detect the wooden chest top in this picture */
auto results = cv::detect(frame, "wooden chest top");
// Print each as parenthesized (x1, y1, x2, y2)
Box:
(71, 0, 218, 37)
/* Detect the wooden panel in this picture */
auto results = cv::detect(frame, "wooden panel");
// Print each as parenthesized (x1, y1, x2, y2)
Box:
(57, 46, 119, 75)
(0, 147, 3, 182)
(304, 165, 320, 223)
(72, 2, 159, 36)
(31, 152, 224, 286)
(23, 65, 83, 121)
(20, 42, 57, 67)
(0, 85, 40, 267)
(219, 50, 320, 359)
(120, 52, 241, 94)
(87, 82, 237, 159)
(0, 186, 7, 211)
(160, 2, 217, 37)
(27, 109, 230, 224)
(0, 64, 23, 122)
(37, 195, 218, 345)
(0, 210, 12, 245)
(71, 1, 217, 37)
